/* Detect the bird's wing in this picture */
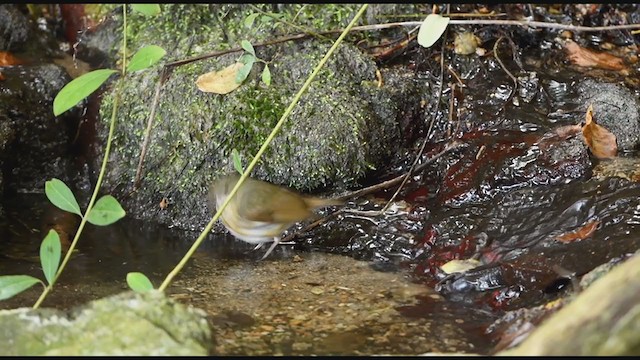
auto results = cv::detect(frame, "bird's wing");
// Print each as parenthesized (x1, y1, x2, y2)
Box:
(239, 189, 312, 223)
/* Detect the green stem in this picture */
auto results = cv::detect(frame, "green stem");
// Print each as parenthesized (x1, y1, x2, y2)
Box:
(158, 4, 369, 291)
(32, 6, 128, 309)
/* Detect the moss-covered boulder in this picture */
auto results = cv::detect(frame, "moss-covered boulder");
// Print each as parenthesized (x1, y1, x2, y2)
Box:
(0, 290, 213, 356)
(91, 4, 420, 229)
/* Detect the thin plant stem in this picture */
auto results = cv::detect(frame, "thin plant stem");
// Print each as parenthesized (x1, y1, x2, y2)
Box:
(158, 4, 370, 292)
(32, 7, 129, 309)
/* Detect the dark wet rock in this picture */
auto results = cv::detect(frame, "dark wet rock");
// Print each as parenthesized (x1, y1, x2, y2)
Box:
(87, 4, 418, 230)
(577, 79, 640, 151)
(417, 177, 640, 310)
(0, 5, 30, 51)
(432, 128, 590, 206)
(0, 4, 60, 57)
(498, 251, 640, 356)
(0, 120, 15, 216)
(0, 64, 83, 195)
(0, 290, 213, 356)
(487, 251, 637, 353)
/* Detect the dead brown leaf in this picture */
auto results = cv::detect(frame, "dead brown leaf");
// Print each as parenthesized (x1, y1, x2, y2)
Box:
(555, 220, 600, 243)
(196, 62, 244, 94)
(0, 51, 22, 66)
(582, 104, 617, 159)
(563, 39, 626, 71)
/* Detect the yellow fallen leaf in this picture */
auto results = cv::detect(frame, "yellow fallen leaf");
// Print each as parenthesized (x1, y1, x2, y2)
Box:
(196, 62, 244, 94)
(440, 258, 482, 274)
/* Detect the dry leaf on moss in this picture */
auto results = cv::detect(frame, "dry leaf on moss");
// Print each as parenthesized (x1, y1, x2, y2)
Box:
(582, 104, 617, 159)
(196, 62, 244, 94)
(563, 39, 625, 71)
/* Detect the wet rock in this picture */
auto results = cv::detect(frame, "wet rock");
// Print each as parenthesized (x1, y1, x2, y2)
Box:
(0, 4, 60, 56)
(0, 64, 82, 194)
(0, 290, 213, 356)
(498, 251, 640, 356)
(434, 129, 591, 206)
(0, 120, 15, 216)
(0, 4, 30, 51)
(419, 177, 640, 309)
(487, 251, 637, 353)
(577, 79, 640, 151)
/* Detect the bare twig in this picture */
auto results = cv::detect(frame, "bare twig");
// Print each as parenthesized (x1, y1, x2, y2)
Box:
(133, 66, 172, 189)
(493, 36, 518, 107)
(337, 142, 462, 202)
(352, 19, 640, 33)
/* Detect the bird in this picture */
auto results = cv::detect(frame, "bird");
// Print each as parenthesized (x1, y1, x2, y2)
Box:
(207, 173, 343, 259)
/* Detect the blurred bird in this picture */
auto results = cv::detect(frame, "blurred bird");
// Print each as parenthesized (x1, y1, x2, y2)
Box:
(207, 173, 342, 259)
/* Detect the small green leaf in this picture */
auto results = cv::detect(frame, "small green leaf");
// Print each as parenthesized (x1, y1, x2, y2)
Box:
(260, 14, 273, 23)
(126, 272, 154, 292)
(40, 230, 61, 286)
(261, 64, 271, 86)
(45, 178, 82, 216)
(53, 69, 117, 116)
(244, 13, 259, 28)
(87, 195, 126, 226)
(239, 53, 255, 65)
(236, 60, 255, 84)
(241, 40, 255, 56)
(127, 45, 167, 72)
(0, 275, 43, 301)
(417, 14, 450, 48)
(232, 149, 244, 175)
(131, 4, 161, 16)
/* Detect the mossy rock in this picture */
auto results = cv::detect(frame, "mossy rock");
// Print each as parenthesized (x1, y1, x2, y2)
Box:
(92, 4, 419, 229)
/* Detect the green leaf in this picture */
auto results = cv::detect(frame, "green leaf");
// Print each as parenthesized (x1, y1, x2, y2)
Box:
(127, 45, 167, 72)
(231, 149, 244, 174)
(131, 4, 161, 16)
(126, 272, 154, 292)
(236, 60, 255, 84)
(241, 40, 255, 56)
(244, 13, 259, 28)
(239, 53, 255, 65)
(261, 64, 271, 86)
(53, 69, 117, 116)
(45, 178, 82, 216)
(87, 195, 126, 226)
(40, 230, 61, 286)
(0, 275, 43, 301)
(417, 14, 450, 48)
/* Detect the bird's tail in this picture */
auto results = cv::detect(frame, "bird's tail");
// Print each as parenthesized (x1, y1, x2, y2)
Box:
(304, 196, 344, 209)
